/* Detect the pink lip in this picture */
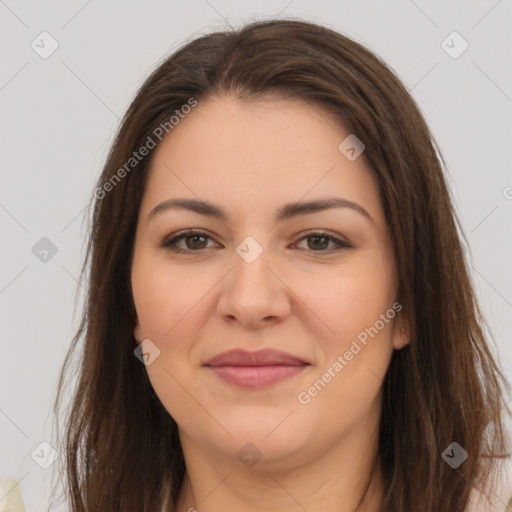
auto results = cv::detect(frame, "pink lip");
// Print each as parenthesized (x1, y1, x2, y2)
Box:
(204, 349, 310, 389)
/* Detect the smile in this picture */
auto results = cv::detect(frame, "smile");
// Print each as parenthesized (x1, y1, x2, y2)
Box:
(203, 348, 310, 389)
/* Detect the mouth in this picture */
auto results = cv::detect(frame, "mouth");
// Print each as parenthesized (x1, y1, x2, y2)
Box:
(203, 349, 310, 389)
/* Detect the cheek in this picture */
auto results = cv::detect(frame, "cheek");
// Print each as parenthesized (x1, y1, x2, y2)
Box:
(290, 255, 396, 341)
(132, 265, 204, 422)
(289, 253, 397, 404)
(131, 254, 213, 340)
(294, 268, 395, 431)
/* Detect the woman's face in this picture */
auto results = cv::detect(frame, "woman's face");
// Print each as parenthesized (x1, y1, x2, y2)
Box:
(131, 95, 408, 469)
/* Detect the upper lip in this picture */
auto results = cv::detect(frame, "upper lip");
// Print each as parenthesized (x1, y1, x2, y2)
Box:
(204, 349, 309, 367)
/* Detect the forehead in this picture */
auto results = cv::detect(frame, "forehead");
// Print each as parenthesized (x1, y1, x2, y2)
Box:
(140, 94, 384, 226)
(151, 94, 351, 166)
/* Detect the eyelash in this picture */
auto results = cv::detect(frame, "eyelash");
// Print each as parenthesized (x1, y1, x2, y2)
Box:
(160, 229, 351, 255)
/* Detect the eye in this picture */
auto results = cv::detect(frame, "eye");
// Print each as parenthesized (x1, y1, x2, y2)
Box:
(160, 230, 219, 253)
(292, 231, 351, 252)
(160, 230, 351, 254)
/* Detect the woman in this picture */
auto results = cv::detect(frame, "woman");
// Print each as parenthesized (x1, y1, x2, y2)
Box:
(53, 18, 511, 511)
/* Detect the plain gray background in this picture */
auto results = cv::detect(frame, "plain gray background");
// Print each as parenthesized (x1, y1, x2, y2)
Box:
(1, 1, 511, 510)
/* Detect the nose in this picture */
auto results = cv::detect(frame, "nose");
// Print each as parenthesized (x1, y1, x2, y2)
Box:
(216, 245, 291, 330)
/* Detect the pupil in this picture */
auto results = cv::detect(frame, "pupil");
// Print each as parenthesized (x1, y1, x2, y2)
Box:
(187, 235, 206, 249)
(309, 236, 328, 250)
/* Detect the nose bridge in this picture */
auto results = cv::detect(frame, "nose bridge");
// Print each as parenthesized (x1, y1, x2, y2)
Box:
(216, 234, 290, 328)
(231, 234, 277, 296)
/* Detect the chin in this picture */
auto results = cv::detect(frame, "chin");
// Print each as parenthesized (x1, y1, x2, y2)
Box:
(192, 413, 314, 467)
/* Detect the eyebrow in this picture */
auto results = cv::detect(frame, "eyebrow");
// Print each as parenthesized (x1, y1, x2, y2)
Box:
(147, 196, 374, 225)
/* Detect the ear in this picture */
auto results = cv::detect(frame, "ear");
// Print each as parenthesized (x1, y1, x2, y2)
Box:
(393, 317, 411, 351)
(134, 317, 142, 345)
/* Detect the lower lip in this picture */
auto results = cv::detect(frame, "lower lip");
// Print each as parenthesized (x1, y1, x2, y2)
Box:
(206, 364, 308, 388)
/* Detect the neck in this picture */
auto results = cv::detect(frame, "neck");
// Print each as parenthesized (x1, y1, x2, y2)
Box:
(174, 423, 384, 512)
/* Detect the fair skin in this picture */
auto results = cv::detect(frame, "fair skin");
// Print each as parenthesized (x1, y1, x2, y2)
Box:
(131, 94, 410, 512)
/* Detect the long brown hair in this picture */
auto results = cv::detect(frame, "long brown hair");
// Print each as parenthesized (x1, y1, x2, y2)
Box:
(52, 18, 510, 511)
